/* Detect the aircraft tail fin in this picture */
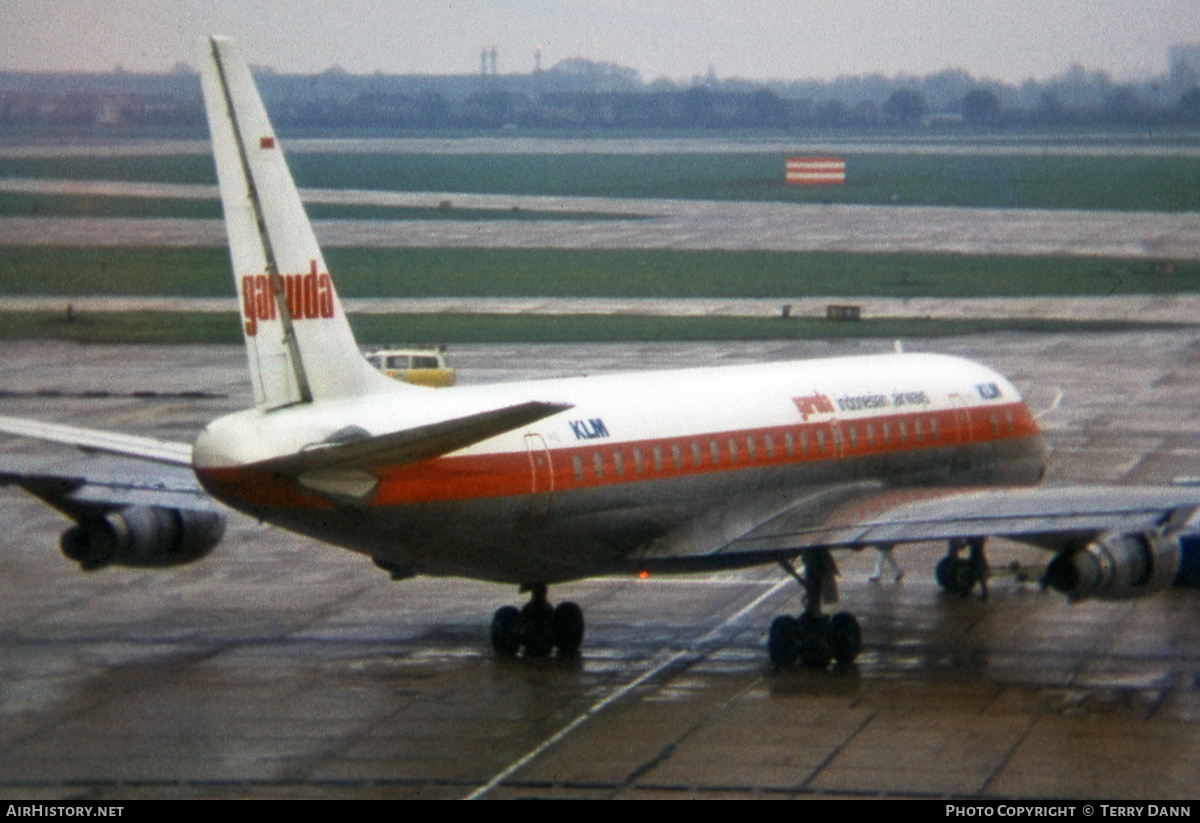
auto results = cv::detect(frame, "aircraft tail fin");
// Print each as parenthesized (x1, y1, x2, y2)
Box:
(197, 36, 397, 409)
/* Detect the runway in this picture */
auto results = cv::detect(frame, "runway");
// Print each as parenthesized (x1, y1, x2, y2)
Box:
(3, 333, 1200, 799)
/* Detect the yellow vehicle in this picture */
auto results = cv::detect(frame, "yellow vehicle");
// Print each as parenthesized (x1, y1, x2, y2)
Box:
(364, 347, 455, 387)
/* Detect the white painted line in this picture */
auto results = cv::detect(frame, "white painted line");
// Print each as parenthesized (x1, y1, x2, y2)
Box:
(1034, 388, 1065, 420)
(463, 577, 791, 799)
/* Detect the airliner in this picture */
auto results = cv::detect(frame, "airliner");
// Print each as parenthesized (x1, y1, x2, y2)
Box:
(3, 36, 1200, 668)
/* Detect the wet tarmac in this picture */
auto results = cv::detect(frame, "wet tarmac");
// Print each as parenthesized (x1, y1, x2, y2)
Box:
(4, 293, 1200, 325)
(3, 205, 1198, 260)
(3, 333, 1200, 799)
(3, 177, 1200, 259)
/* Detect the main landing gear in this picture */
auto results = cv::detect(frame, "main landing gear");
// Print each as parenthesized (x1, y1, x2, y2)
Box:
(491, 583, 584, 658)
(768, 549, 862, 669)
(935, 537, 989, 598)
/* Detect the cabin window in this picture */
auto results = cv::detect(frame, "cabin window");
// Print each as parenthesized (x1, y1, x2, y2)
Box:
(799, 430, 809, 454)
(670, 443, 682, 470)
(592, 451, 604, 479)
(745, 436, 757, 460)
(1005, 409, 1014, 433)
(710, 439, 720, 464)
(847, 427, 857, 449)
(613, 450, 624, 476)
(881, 422, 890, 444)
(831, 426, 842, 452)
(633, 446, 644, 474)
(652, 445, 663, 472)
(990, 413, 999, 435)
(572, 454, 583, 481)
(764, 433, 775, 458)
(691, 441, 702, 467)
(898, 420, 907, 442)
(866, 424, 875, 447)
(929, 417, 938, 440)
(815, 428, 826, 452)
(727, 438, 739, 462)
(784, 431, 794, 456)
(913, 419, 923, 440)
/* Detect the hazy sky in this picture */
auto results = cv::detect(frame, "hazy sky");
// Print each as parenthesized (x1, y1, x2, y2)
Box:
(7, 0, 1200, 83)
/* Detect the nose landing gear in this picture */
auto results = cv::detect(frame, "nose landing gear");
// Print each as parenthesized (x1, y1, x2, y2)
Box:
(491, 583, 584, 658)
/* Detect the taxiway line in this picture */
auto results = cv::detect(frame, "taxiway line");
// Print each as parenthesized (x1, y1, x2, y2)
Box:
(463, 576, 791, 800)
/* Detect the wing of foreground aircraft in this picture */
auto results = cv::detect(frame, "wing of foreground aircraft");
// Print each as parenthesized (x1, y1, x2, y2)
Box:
(634, 482, 1200, 596)
(3, 34, 1200, 671)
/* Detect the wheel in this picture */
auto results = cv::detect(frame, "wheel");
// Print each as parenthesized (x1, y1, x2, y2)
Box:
(936, 556, 977, 595)
(491, 606, 521, 656)
(520, 599, 555, 657)
(768, 615, 800, 667)
(935, 556, 955, 590)
(828, 612, 862, 665)
(552, 601, 585, 656)
(796, 612, 833, 669)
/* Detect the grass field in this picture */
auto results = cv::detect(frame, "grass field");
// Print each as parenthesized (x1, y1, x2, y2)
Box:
(3, 149, 1199, 211)
(0, 309, 1174, 346)
(1, 246, 1194, 299)
(2, 138, 1196, 343)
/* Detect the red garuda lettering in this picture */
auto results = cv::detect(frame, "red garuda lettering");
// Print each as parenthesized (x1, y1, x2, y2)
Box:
(240, 273, 275, 336)
(240, 260, 334, 336)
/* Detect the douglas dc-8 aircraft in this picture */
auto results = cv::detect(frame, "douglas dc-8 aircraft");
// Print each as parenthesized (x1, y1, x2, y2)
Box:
(4, 36, 1200, 667)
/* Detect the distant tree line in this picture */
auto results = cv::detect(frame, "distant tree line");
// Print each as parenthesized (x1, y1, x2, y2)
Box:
(2, 56, 1200, 136)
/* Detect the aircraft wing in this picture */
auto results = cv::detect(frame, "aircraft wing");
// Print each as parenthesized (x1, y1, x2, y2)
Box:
(730, 485, 1200, 551)
(630, 483, 1200, 573)
(0, 414, 207, 519)
(0, 414, 192, 466)
(258, 400, 574, 475)
(2, 400, 574, 514)
(0, 452, 214, 519)
(239, 399, 574, 505)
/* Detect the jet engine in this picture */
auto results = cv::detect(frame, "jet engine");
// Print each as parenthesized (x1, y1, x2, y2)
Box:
(1043, 530, 1199, 601)
(59, 506, 225, 571)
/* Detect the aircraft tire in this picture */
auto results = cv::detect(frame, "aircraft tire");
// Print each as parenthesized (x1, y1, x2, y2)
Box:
(797, 612, 833, 669)
(768, 615, 800, 667)
(491, 605, 522, 656)
(552, 601, 585, 656)
(829, 611, 862, 665)
(520, 599, 555, 657)
(936, 557, 977, 595)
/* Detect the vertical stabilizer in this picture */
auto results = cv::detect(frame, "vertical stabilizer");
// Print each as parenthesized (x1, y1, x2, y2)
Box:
(197, 36, 395, 408)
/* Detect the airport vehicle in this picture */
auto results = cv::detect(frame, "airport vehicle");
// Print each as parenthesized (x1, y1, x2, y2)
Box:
(3, 37, 1200, 668)
(364, 346, 455, 387)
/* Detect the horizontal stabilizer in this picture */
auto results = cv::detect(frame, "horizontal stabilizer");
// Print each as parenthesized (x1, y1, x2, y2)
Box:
(256, 400, 573, 476)
(0, 414, 193, 467)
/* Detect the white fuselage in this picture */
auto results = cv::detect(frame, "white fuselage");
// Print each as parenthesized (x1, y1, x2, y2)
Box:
(192, 352, 1046, 584)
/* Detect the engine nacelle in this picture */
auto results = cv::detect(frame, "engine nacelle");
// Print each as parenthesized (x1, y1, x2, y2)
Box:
(1044, 531, 1183, 601)
(60, 506, 225, 571)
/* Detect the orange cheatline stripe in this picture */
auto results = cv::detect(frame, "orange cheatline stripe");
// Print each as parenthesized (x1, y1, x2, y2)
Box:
(197, 402, 1038, 510)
